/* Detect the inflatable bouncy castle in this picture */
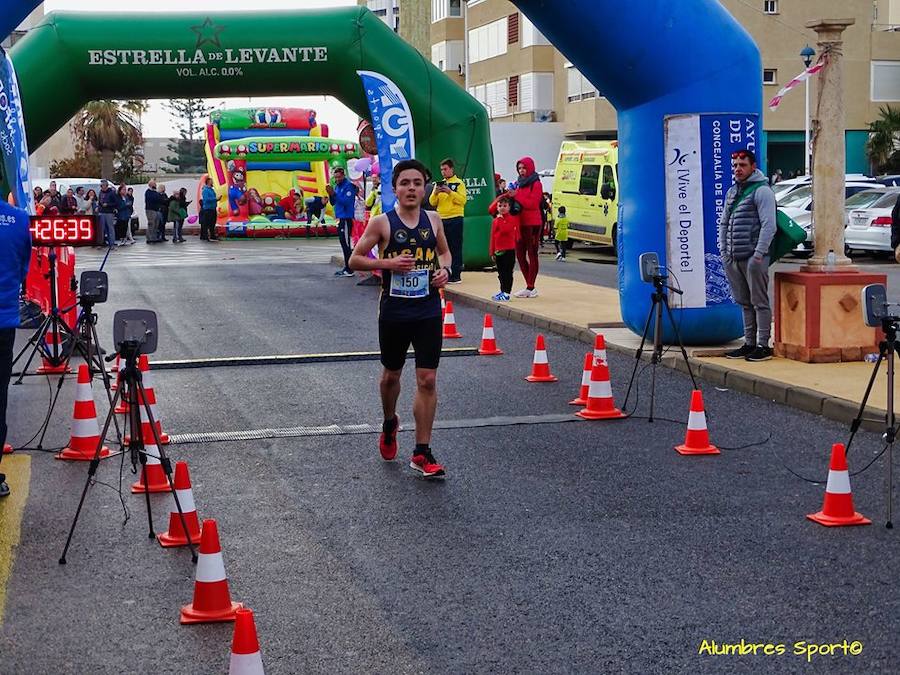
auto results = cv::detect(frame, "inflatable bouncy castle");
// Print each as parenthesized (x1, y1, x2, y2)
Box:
(201, 107, 361, 238)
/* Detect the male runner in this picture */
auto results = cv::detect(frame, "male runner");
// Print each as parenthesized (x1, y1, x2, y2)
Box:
(349, 159, 452, 478)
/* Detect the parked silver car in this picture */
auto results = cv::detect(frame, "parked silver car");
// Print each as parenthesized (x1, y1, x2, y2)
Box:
(844, 187, 900, 255)
(780, 183, 879, 257)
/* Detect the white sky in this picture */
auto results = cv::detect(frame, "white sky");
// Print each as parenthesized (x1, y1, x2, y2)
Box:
(43, 0, 361, 139)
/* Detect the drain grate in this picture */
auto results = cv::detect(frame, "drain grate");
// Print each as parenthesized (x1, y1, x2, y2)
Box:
(169, 413, 583, 445)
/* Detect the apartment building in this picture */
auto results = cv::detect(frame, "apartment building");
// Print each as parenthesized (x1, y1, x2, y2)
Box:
(426, 0, 900, 174)
(356, 0, 432, 58)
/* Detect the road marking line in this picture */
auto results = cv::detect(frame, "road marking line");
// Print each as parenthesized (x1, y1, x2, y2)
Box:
(0, 454, 31, 626)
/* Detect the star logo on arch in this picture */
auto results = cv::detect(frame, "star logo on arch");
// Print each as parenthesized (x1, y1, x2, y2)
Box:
(191, 17, 225, 49)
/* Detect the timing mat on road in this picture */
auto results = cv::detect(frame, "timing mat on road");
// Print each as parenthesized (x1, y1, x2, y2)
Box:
(170, 413, 585, 445)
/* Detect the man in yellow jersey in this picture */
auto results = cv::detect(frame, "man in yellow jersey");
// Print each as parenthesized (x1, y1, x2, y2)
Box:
(349, 159, 452, 478)
(428, 158, 467, 283)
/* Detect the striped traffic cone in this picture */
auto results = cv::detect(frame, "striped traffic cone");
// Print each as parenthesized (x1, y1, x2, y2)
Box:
(525, 334, 558, 382)
(229, 608, 265, 675)
(576, 358, 625, 419)
(139, 355, 169, 444)
(110, 355, 120, 391)
(57, 364, 110, 461)
(569, 353, 593, 406)
(442, 301, 462, 339)
(157, 461, 202, 547)
(130, 392, 171, 493)
(807, 443, 871, 527)
(37, 329, 71, 375)
(477, 314, 503, 355)
(675, 390, 720, 455)
(592, 333, 608, 366)
(180, 519, 242, 624)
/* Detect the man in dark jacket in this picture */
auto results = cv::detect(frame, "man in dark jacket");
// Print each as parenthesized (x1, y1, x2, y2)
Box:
(0, 200, 32, 496)
(145, 180, 160, 243)
(97, 179, 118, 247)
(325, 166, 358, 277)
(718, 149, 777, 362)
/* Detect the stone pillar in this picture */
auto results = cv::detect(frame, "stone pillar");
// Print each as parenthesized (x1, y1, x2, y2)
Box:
(803, 18, 855, 272)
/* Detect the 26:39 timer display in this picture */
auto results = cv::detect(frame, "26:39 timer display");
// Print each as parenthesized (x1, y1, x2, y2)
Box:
(28, 215, 101, 247)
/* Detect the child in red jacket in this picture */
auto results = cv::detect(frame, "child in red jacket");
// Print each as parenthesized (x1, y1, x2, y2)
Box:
(488, 194, 520, 302)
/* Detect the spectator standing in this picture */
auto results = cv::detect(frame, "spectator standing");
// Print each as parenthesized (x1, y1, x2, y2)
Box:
(365, 174, 382, 218)
(0, 201, 31, 496)
(168, 188, 189, 243)
(83, 189, 97, 215)
(509, 156, 544, 297)
(45, 180, 62, 211)
(891, 192, 900, 263)
(554, 206, 569, 261)
(115, 184, 135, 245)
(145, 179, 160, 243)
(157, 184, 169, 241)
(487, 193, 520, 302)
(97, 178, 118, 248)
(124, 187, 136, 243)
(325, 166, 358, 277)
(199, 177, 219, 241)
(59, 188, 78, 215)
(718, 149, 777, 362)
(32, 186, 43, 205)
(428, 158, 468, 283)
(74, 186, 88, 213)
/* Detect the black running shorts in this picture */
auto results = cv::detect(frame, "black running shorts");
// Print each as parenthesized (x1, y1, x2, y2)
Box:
(378, 316, 443, 371)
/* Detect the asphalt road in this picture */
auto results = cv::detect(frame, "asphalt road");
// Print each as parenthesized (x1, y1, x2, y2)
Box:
(2, 239, 899, 674)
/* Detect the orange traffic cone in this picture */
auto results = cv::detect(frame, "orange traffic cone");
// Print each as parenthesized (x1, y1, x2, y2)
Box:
(110, 355, 120, 391)
(477, 314, 503, 356)
(576, 358, 625, 419)
(157, 461, 202, 547)
(3, 443, 12, 454)
(37, 330, 71, 375)
(442, 301, 462, 339)
(229, 608, 265, 675)
(675, 390, 720, 455)
(139, 355, 169, 444)
(180, 519, 242, 624)
(130, 392, 171, 493)
(807, 443, 871, 527)
(525, 334, 558, 382)
(592, 333, 608, 366)
(57, 364, 110, 461)
(569, 353, 593, 406)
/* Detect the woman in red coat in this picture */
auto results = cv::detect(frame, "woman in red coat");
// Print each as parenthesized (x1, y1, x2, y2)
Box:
(508, 156, 543, 297)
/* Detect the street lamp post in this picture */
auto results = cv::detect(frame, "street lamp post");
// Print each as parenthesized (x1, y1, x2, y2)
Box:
(801, 44, 815, 176)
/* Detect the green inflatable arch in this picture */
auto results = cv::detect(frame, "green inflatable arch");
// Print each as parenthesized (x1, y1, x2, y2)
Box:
(9, 7, 495, 266)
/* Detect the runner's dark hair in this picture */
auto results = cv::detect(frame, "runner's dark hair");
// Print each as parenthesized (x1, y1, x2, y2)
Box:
(391, 159, 430, 188)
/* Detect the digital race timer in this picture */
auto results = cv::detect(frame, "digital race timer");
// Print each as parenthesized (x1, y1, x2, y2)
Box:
(29, 215, 103, 247)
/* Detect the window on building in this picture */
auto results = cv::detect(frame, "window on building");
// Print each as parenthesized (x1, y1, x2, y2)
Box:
(872, 61, 900, 101)
(469, 79, 509, 117)
(566, 64, 598, 102)
(508, 75, 519, 108)
(578, 165, 600, 195)
(763, 0, 778, 14)
(432, 40, 464, 72)
(520, 72, 555, 113)
(433, 0, 462, 22)
(468, 17, 509, 63)
(521, 15, 550, 48)
(763, 68, 777, 85)
(508, 13, 519, 44)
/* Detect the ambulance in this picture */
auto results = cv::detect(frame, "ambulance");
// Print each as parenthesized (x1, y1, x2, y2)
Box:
(551, 140, 619, 247)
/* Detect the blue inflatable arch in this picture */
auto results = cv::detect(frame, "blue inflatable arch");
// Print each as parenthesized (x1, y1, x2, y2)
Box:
(511, 0, 761, 344)
(4, 0, 760, 344)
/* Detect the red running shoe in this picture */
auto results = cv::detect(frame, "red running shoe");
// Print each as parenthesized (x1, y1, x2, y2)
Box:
(379, 415, 399, 461)
(410, 451, 446, 479)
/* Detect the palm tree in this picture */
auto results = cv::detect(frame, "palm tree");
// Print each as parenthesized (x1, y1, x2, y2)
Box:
(71, 100, 142, 179)
(866, 105, 900, 174)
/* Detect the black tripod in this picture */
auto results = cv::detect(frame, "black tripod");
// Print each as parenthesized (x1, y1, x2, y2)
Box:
(847, 319, 898, 529)
(11, 247, 77, 381)
(622, 272, 698, 421)
(59, 340, 197, 564)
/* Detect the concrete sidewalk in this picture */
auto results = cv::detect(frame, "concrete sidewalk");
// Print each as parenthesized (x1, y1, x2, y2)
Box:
(443, 270, 891, 431)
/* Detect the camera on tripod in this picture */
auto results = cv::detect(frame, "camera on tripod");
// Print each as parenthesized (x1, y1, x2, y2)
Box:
(639, 252, 664, 283)
(862, 284, 899, 329)
(113, 309, 159, 356)
(79, 271, 108, 305)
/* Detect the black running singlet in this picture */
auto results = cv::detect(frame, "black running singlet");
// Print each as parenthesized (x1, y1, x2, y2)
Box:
(379, 209, 442, 322)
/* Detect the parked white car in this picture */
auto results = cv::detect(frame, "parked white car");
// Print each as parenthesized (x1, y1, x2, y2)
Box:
(773, 173, 877, 203)
(777, 183, 879, 257)
(844, 187, 900, 255)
